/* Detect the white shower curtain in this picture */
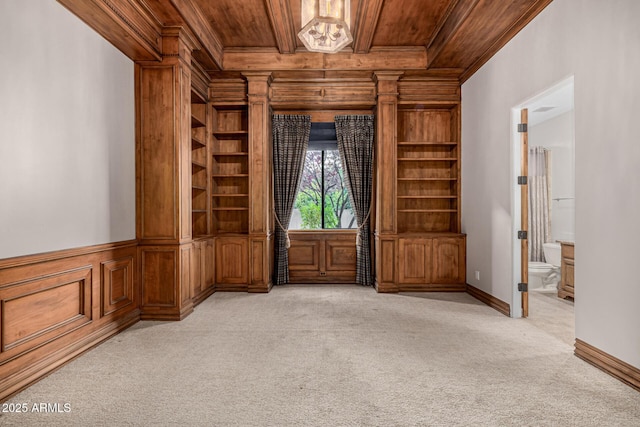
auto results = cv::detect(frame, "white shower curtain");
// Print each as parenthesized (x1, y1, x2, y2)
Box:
(528, 147, 551, 262)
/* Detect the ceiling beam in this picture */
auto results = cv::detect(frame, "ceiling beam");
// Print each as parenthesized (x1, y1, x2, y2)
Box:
(170, 0, 224, 69)
(351, 0, 384, 54)
(264, 0, 298, 54)
(426, 0, 480, 69)
(223, 47, 427, 71)
(57, 0, 162, 61)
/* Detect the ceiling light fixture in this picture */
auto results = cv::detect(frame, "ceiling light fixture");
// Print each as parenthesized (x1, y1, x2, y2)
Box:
(298, 0, 352, 54)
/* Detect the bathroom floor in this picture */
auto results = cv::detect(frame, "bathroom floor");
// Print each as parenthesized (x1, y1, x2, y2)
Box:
(526, 291, 574, 345)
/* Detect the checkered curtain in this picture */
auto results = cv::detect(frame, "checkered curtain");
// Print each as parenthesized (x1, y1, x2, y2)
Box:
(335, 115, 375, 286)
(272, 114, 311, 285)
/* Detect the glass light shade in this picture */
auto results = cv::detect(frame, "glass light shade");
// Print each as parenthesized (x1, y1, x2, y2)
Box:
(298, 0, 352, 53)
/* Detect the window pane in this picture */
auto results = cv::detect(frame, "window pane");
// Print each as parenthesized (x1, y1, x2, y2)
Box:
(291, 151, 322, 230)
(324, 150, 356, 229)
(290, 150, 357, 230)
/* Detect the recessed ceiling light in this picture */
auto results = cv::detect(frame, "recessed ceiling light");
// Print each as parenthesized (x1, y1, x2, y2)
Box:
(533, 106, 555, 113)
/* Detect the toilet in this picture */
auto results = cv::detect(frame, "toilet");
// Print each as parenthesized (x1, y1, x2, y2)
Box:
(528, 242, 561, 292)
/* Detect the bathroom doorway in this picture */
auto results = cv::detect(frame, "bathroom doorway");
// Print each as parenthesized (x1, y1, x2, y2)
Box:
(512, 77, 575, 333)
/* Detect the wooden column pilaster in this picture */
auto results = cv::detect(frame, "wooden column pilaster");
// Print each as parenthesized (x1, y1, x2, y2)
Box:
(242, 72, 274, 292)
(374, 71, 403, 292)
(136, 28, 198, 319)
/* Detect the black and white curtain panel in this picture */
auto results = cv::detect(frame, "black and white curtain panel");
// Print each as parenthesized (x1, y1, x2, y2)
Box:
(335, 115, 375, 286)
(272, 114, 311, 285)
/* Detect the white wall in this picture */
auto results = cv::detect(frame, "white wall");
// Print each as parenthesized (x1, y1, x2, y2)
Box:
(0, 0, 135, 259)
(462, 0, 640, 368)
(529, 111, 575, 243)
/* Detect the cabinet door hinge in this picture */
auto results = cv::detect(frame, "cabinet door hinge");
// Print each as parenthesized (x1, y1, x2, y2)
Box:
(518, 123, 528, 133)
(518, 230, 527, 240)
(518, 283, 528, 292)
(518, 176, 528, 185)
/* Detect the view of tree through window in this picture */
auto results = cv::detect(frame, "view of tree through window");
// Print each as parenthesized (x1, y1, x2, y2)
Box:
(290, 150, 356, 230)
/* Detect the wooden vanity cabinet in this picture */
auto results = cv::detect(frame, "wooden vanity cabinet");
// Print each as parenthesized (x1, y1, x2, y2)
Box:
(558, 242, 575, 299)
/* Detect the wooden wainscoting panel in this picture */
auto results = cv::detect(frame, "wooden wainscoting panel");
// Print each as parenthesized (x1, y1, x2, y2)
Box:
(190, 240, 203, 300)
(375, 236, 398, 292)
(192, 238, 216, 305)
(0, 240, 140, 401)
(141, 248, 177, 307)
(180, 245, 192, 306)
(575, 339, 640, 392)
(101, 256, 134, 316)
(249, 236, 272, 293)
(0, 267, 91, 357)
(1, 268, 92, 355)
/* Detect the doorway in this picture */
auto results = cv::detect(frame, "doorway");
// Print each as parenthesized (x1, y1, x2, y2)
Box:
(512, 77, 575, 335)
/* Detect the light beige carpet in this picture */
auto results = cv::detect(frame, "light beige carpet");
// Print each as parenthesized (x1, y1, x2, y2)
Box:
(1, 286, 639, 426)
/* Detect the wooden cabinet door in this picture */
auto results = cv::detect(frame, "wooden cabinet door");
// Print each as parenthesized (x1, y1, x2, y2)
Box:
(288, 239, 323, 282)
(215, 237, 248, 284)
(204, 238, 215, 291)
(398, 239, 433, 284)
(325, 238, 357, 282)
(288, 232, 357, 283)
(432, 237, 465, 284)
(190, 240, 203, 298)
(559, 243, 574, 299)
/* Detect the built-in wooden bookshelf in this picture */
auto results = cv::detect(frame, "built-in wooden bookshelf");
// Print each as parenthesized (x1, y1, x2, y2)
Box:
(191, 92, 210, 238)
(211, 105, 249, 234)
(396, 106, 460, 233)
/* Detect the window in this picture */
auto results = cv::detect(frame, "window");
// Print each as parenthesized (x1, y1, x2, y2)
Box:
(289, 123, 356, 230)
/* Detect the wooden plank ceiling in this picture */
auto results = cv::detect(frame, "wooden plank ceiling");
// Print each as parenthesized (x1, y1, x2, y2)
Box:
(63, 0, 552, 82)
(187, 0, 552, 80)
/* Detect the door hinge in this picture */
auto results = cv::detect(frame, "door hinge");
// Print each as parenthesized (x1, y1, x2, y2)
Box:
(517, 176, 528, 185)
(518, 283, 528, 292)
(518, 123, 528, 133)
(518, 230, 527, 240)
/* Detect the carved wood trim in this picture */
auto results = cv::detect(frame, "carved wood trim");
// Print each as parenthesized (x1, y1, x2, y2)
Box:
(352, 0, 384, 54)
(426, 0, 480, 69)
(223, 47, 428, 71)
(459, 0, 554, 83)
(0, 240, 137, 269)
(270, 81, 376, 108)
(169, 0, 224, 68)
(190, 59, 210, 102)
(466, 283, 510, 317)
(264, 0, 298, 54)
(575, 339, 640, 392)
(398, 79, 461, 104)
(57, 0, 162, 61)
(209, 79, 248, 105)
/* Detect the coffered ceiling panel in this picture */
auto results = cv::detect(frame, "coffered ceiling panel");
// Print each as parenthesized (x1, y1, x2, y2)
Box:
(371, 0, 452, 46)
(193, 0, 277, 47)
(60, 0, 553, 81)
